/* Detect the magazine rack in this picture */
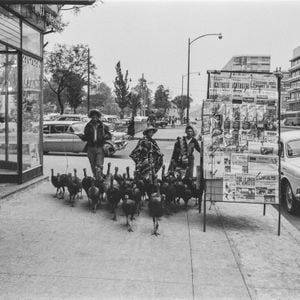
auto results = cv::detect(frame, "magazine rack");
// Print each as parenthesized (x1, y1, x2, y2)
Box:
(201, 70, 282, 235)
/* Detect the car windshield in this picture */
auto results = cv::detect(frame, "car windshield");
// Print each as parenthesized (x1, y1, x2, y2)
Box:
(286, 139, 300, 157)
(71, 123, 85, 133)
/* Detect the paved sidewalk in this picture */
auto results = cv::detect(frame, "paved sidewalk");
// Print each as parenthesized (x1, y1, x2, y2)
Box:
(1, 126, 300, 299)
(0, 180, 300, 299)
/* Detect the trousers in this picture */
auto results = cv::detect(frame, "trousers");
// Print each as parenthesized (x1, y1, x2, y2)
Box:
(87, 146, 105, 176)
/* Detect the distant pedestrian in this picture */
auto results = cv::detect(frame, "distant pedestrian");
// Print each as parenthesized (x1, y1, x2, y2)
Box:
(168, 125, 200, 179)
(127, 116, 135, 138)
(171, 117, 175, 128)
(78, 109, 111, 176)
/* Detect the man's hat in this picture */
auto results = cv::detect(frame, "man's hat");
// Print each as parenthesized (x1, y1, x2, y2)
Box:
(143, 126, 158, 136)
(88, 109, 101, 118)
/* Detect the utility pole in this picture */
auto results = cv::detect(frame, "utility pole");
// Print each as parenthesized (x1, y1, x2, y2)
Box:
(87, 47, 90, 112)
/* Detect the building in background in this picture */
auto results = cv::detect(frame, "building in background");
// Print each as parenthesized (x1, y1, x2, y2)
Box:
(281, 71, 290, 111)
(0, 1, 94, 183)
(222, 55, 271, 72)
(286, 46, 300, 111)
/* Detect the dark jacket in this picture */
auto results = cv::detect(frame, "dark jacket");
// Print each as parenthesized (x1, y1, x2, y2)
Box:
(81, 120, 111, 150)
(170, 136, 200, 170)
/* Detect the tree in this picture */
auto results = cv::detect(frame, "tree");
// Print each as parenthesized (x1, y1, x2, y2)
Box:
(134, 77, 152, 116)
(64, 72, 85, 113)
(44, 44, 97, 114)
(44, 2, 99, 35)
(154, 85, 170, 116)
(172, 95, 193, 124)
(89, 82, 120, 115)
(128, 90, 142, 117)
(113, 61, 130, 119)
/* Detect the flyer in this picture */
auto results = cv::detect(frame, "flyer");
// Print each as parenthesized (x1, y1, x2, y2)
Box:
(255, 174, 279, 204)
(248, 154, 278, 174)
(264, 131, 278, 143)
(248, 104, 257, 122)
(223, 174, 236, 201)
(231, 153, 248, 173)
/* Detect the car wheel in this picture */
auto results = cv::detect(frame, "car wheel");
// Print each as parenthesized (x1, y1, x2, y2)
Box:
(284, 182, 299, 214)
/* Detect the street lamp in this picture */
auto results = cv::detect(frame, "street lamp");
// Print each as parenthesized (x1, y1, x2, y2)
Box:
(181, 72, 200, 98)
(186, 33, 222, 124)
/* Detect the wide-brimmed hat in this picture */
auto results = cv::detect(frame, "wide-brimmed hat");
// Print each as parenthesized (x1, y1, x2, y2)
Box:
(88, 109, 101, 118)
(143, 126, 158, 136)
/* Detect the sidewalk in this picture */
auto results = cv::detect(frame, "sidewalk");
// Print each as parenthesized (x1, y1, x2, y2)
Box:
(1, 127, 300, 299)
(1, 173, 300, 299)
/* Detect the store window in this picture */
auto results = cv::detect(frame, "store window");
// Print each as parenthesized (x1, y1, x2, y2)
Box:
(0, 8, 21, 48)
(22, 23, 41, 56)
(22, 54, 42, 171)
(0, 52, 18, 174)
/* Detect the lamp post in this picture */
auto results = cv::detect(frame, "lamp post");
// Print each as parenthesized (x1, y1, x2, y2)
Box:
(181, 72, 200, 124)
(186, 33, 222, 124)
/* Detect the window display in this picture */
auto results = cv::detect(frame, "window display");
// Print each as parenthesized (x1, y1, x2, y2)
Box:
(0, 53, 18, 174)
(22, 54, 42, 171)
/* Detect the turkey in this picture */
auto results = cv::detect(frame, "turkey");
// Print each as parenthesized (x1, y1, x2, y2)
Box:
(73, 168, 83, 198)
(174, 172, 186, 207)
(164, 175, 177, 215)
(50, 169, 63, 197)
(66, 173, 81, 206)
(87, 179, 101, 213)
(107, 176, 122, 221)
(58, 173, 69, 199)
(94, 167, 106, 207)
(81, 168, 94, 205)
(149, 183, 165, 236)
(121, 194, 138, 232)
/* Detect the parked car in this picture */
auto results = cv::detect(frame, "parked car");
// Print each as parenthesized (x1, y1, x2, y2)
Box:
(155, 119, 168, 128)
(55, 114, 90, 123)
(280, 130, 300, 213)
(43, 113, 59, 121)
(43, 121, 128, 156)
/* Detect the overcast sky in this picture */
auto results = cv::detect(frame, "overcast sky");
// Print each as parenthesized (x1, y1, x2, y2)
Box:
(45, 0, 300, 108)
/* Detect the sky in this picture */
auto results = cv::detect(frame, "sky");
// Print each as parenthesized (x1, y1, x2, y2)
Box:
(45, 0, 300, 109)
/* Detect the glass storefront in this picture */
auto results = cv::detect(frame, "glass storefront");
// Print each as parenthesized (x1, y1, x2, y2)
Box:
(22, 54, 42, 172)
(0, 51, 18, 175)
(0, 6, 43, 183)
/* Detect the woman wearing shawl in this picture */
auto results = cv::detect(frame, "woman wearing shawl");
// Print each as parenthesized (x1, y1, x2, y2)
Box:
(169, 125, 200, 178)
(129, 127, 163, 182)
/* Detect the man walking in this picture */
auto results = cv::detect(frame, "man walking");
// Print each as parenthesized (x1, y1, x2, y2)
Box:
(78, 109, 111, 176)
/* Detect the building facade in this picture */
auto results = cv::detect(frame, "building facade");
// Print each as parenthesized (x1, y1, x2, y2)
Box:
(222, 55, 271, 73)
(286, 46, 300, 111)
(0, 2, 94, 183)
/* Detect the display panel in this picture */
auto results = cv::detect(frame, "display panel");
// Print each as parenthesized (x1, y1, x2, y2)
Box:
(203, 71, 280, 204)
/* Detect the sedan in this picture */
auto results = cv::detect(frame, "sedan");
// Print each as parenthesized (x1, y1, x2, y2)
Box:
(281, 130, 300, 213)
(43, 121, 128, 156)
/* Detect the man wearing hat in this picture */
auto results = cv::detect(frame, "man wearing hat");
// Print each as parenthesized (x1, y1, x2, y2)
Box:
(78, 109, 111, 176)
(130, 126, 163, 182)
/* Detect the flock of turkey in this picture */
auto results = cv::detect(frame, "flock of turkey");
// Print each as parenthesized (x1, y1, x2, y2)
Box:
(50, 163, 202, 236)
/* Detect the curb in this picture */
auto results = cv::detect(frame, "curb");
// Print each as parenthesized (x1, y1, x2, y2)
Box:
(0, 175, 49, 200)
